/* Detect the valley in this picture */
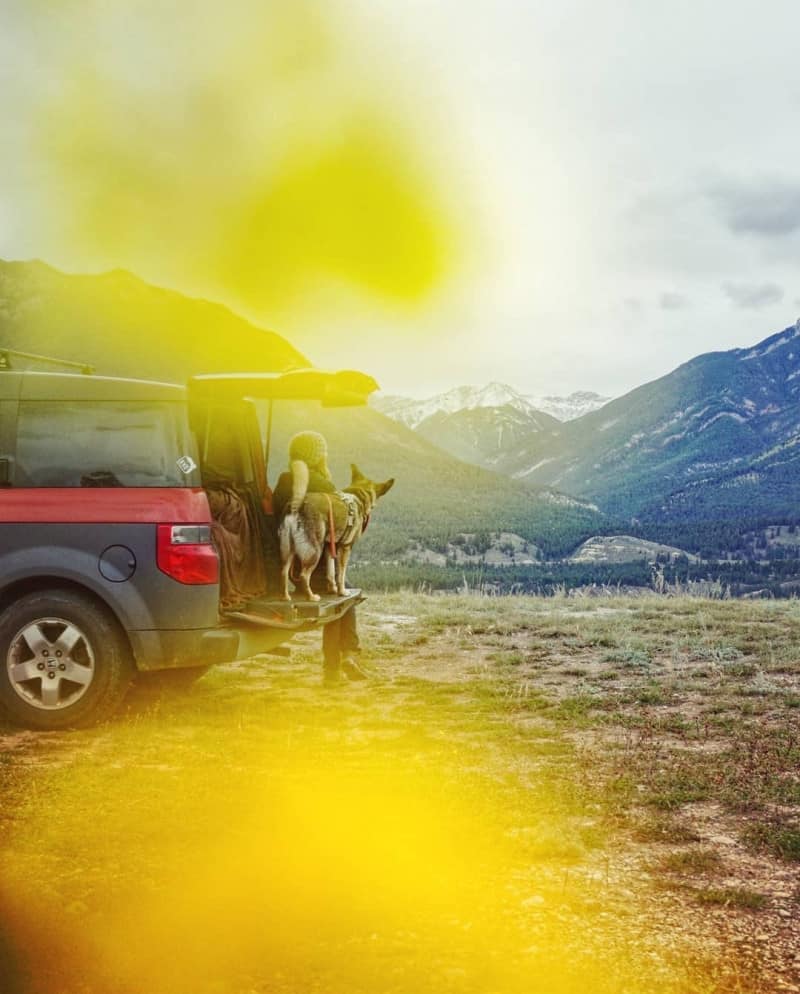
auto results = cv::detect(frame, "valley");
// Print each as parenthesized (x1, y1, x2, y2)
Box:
(2, 260, 799, 598)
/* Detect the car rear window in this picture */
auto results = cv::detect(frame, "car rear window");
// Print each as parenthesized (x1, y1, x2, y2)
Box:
(15, 401, 201, 487)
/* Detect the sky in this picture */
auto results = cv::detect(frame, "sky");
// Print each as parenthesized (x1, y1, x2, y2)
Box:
(1, 0, 799, 399)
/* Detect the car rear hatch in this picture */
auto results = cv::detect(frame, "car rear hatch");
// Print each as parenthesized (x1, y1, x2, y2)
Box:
(187, 368, 379, 407)
(187, 368, 378, 633)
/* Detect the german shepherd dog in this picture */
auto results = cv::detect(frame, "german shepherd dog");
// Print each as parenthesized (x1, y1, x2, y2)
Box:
(278, 465, 395, 601)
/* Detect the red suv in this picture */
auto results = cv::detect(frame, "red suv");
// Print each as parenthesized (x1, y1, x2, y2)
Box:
(0, 351, 375, 729)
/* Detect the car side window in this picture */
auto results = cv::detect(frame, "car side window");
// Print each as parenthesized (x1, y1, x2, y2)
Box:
(14, 401, 201, 487)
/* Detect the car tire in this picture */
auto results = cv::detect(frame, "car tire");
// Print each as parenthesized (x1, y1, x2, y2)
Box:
(0, 589, 133, 730)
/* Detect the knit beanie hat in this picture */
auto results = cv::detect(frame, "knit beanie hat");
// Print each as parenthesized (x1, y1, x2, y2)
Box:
(288, 431, 328, 469)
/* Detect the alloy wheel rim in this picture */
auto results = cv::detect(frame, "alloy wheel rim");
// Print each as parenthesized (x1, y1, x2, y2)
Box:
(7, 617, 95, 710)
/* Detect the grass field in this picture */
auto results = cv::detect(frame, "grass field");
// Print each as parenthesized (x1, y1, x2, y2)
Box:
(1, 592, 799, 993)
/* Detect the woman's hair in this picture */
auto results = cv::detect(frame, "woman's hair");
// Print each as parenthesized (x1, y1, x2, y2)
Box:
(288, 431, 330, 479)
(287, 431, 331, 511)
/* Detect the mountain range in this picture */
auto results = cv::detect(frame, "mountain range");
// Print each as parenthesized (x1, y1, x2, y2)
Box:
(373, 383, 610, 428)
(0, 259, 306, 381)
(0, 259, 605, 562)
(376, 322, 800, 534)
(372, 384, 610, 476)
(3, 258, 798, 566)
(496, 322, 800, 525)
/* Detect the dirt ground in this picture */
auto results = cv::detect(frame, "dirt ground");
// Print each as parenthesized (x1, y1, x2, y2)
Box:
(1, 591, 798, 993)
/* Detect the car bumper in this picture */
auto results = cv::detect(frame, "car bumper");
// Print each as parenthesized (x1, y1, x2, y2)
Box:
(129, 591, 364, 672)
(129, 627, 240, 672)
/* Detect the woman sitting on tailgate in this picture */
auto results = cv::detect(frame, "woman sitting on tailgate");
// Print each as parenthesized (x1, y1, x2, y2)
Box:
(272, 431, 367, 686)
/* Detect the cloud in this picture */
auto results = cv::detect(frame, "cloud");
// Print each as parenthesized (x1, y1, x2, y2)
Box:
(623, 296, 644, 314)
(705, 179, 800, 237)
(722, 281, 784, 310)
(621, 185, 746, 279)
(659, 292, 688, 311)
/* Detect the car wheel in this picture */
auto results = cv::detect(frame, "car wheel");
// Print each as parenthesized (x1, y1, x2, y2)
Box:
(0, 589, 133, 730)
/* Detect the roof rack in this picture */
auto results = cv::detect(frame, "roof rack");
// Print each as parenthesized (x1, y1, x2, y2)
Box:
(0, 349, 94, 375)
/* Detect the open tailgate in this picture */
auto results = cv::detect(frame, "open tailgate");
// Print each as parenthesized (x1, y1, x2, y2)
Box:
(223, 590, 364, 631)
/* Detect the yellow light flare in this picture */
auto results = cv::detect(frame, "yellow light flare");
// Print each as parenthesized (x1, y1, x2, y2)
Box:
(29, 0, 464, 333)
(0, 729, 716, 994)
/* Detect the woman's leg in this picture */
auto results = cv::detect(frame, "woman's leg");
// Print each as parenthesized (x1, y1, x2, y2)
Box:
(322, 607, 366, 682)
(340, 605, 360, 655)
(339, 606, 367, 680)
(322, 618, 342, 681)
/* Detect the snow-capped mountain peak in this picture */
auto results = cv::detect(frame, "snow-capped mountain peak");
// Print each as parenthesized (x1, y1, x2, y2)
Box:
(440, 382, 536, 414)
(372, 383, 609, 428)
(526, 391, 611, 422)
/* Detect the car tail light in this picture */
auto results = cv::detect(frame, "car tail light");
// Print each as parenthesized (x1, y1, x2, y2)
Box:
(157, 524, 219, 585)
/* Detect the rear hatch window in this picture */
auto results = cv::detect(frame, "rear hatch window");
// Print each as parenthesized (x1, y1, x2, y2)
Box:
(14, 401, 201, 487)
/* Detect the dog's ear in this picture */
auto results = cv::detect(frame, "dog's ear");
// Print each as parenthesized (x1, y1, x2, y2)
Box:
(376, 478, 395, 497)
(350, 463, 365, 482)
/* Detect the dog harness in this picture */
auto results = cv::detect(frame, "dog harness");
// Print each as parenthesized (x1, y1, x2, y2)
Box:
(338, 492, 362, 545)
(324, 494, 337, 558)
(324, 491, 362, 559)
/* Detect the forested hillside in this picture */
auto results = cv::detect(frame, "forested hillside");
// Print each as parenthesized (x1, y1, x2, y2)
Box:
(266, 401, 605, 560)
(0, 259, 306, 380)
(496, 322, 800, 525)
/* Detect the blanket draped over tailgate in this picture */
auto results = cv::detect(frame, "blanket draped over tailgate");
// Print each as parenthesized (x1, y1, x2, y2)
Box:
(206, 486, 267, 609)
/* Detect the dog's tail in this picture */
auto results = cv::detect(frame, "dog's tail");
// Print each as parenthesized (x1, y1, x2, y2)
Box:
(278, 511, 318, 572)
(289, 459, 310, 514)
